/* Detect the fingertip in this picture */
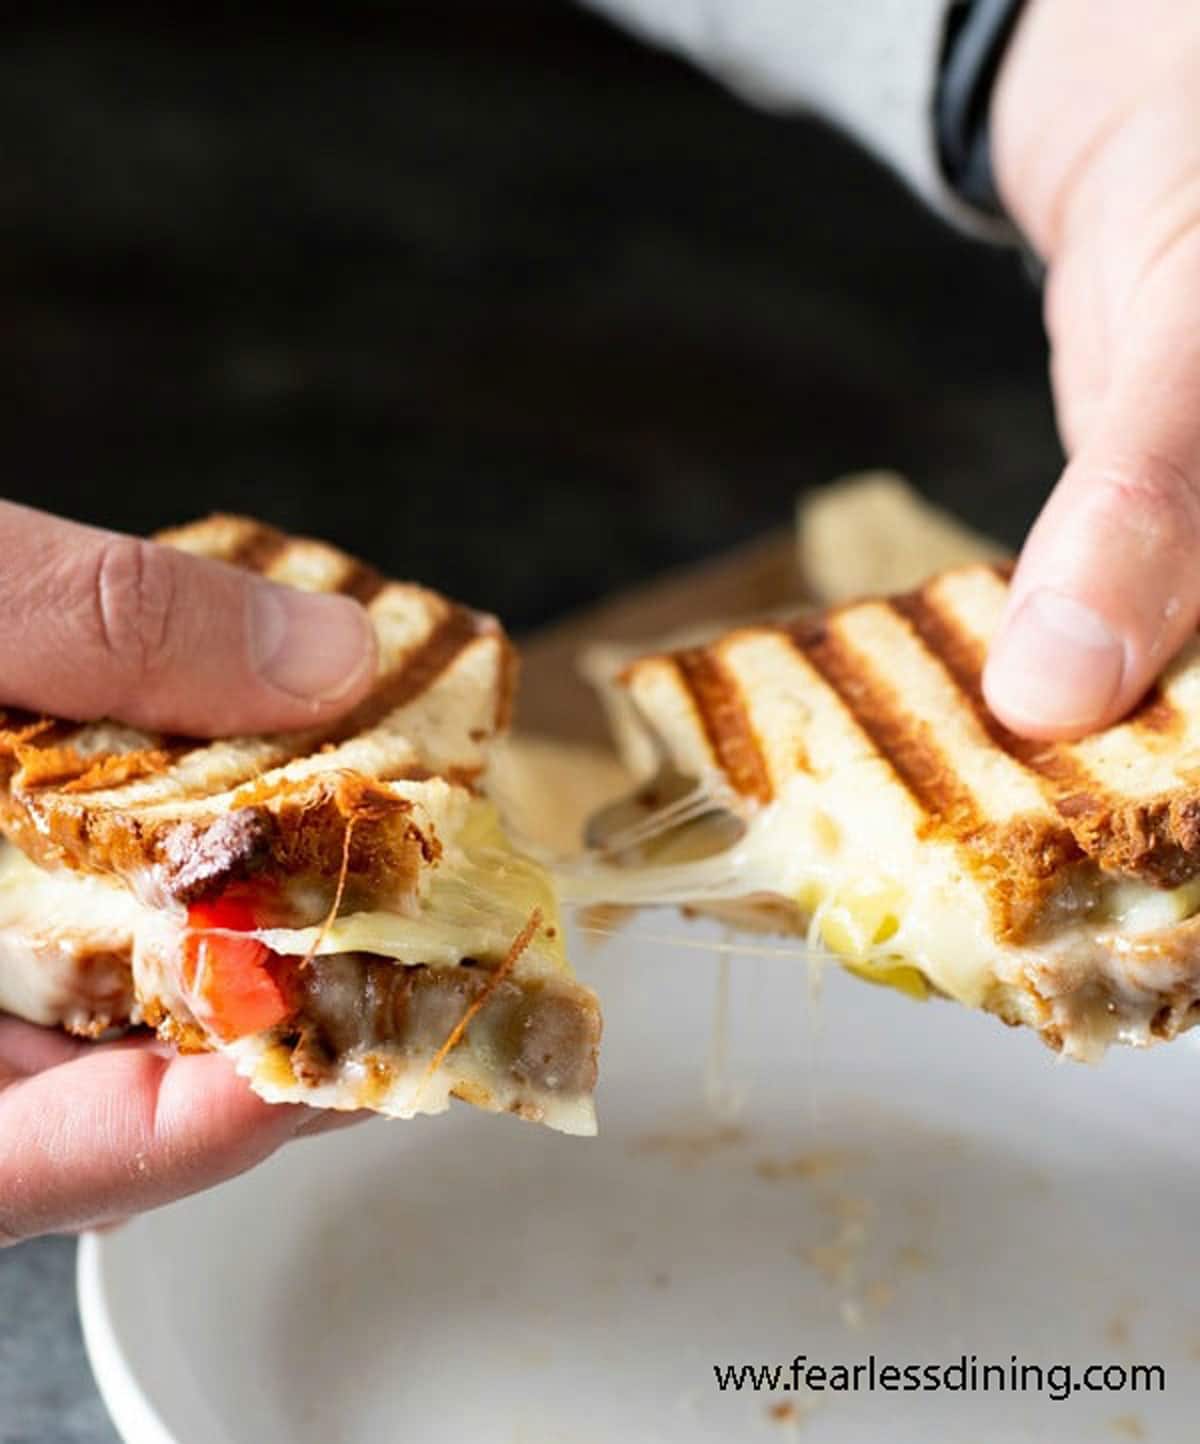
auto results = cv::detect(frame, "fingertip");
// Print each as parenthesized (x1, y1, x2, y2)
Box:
(246, 582, 379, 718)
(983, 587, 1127, 740)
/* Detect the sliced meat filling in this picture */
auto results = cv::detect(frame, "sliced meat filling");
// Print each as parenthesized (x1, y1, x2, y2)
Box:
(283, 952, 600, 1099)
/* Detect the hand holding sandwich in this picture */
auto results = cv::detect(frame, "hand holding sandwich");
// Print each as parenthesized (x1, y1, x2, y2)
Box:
(984, 0, 1200, 741)
(0, 501, 378, 1244)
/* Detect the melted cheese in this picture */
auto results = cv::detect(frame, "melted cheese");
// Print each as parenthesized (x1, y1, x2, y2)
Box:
(248, 801, 566, 975)
(559, 793, 1003, 1006)
(226, 1031, 597, 1134)
(560, 772, 1200, 1020)
(0, 844, 144, 1028)
(0, 800, 569, 1036)
(0, 842, 144, 931)
(0, 819, 594, 1133)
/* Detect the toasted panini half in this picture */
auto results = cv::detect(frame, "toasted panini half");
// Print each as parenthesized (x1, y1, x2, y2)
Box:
(0, 515, 600, 1133)
(573, 563, 1200, 1059)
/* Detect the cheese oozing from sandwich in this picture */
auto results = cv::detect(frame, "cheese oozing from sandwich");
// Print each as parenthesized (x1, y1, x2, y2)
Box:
(0, 843, 142, 1032)
(561, 779, 1200, 1058)
(569, 564, 1200, 1060)
(0, 793, 599, 1134)
(244, 797, 565, 976)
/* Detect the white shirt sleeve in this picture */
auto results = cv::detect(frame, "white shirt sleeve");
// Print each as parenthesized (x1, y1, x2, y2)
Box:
(578, 0, 1010, 240)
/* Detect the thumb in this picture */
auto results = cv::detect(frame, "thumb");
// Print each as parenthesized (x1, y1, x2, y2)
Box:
(984, 234, 1200, 739)
(0, 503, 377, 736)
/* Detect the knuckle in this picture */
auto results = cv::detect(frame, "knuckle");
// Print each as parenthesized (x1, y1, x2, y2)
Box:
(92, 536, 178, 685)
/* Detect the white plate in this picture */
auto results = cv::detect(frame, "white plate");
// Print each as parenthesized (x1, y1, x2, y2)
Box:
(79, 916, 1200, 1442)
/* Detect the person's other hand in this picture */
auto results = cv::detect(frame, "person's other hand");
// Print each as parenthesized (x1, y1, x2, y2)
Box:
(983, 0, 1200, 738)
(0, 501, 378, 1243)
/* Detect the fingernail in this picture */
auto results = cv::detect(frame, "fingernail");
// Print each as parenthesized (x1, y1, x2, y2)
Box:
(986, 588, 1124, 731)
(248, 583, 377, 704)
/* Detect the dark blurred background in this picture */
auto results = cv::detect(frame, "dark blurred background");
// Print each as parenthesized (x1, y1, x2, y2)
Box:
(5, 0, 1060, 633)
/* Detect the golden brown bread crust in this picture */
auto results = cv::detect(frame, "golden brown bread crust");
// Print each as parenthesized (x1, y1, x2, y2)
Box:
(0, 515, 515, 904)
(619, 562, 1200, 923)
(1055, 791, 1200, 887)
(0, 724, 441, 908)
(0, 772, 435, 908)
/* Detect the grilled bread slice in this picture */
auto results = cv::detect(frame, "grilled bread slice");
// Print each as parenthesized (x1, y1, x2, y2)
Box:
(0, 516, 600, 1133)
(575, 563, 1200, 1059)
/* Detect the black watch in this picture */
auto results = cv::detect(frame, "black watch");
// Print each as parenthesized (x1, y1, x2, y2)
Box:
(936, 0, 1027, 217)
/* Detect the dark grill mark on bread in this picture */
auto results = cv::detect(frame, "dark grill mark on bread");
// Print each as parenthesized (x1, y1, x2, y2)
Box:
(782, 609, 1081, 938)
(203, 517, 386, 604)
(790, 618, 981, 832)
(673, 648, 774, 803)
(887, 590, 1087, 851)
(628, 565, 1200, 906)
(227, 521, 291, 573)
(0, 519, 512, 891)
(882, 588, 1200, 883)
(888, 589, 1097, 804)
(327, 606, 496, 742)
(338, 562, 387, 606)
(227, 520, 386, 601)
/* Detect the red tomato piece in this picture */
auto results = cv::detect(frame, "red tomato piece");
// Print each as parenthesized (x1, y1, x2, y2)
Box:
(184, 897, 292, 1041)
(187, 894, 259, 934)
